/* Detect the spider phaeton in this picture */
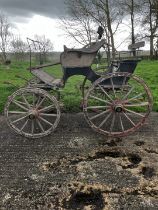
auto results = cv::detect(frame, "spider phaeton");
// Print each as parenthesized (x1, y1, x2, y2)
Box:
(4, 28, 153, 138)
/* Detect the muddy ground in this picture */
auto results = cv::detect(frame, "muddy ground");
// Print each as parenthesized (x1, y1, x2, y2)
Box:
(0, 113, 158, 210)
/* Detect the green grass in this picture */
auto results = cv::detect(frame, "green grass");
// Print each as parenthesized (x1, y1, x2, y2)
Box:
(135, 60, 158, 111)
(0, 59, 158, 113)
(0, 61, 32, 112)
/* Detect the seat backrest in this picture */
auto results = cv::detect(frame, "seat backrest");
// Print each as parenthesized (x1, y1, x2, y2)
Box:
(81, 39, 106, 53)
(63, 39, 106, 54)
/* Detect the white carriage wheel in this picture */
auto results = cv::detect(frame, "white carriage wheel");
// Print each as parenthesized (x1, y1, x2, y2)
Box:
(4, 88, 61, 138)
(83, 72, 153, 137)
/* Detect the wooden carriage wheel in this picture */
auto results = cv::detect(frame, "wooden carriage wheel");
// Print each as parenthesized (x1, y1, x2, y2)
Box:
(4, 88, 61, 138)
(83, 72, 153, 137)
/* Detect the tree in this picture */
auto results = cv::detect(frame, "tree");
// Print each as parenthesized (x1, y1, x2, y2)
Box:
(62, 0, 97, 46)
(0, 12, 12, 63)
(59, 15, 96, 46)
(141, 0, 158, 56)
(62, 0, 123, 60)
(11, 35, 28, 61)
(34, 35, 54, 64)
(120, 0, 141, 56)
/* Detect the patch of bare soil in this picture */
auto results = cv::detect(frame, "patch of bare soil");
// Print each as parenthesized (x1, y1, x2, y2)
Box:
(0, 113, 158, 209)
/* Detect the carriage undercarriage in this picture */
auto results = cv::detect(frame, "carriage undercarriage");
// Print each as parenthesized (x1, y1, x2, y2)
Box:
(4, 37, 153, 138)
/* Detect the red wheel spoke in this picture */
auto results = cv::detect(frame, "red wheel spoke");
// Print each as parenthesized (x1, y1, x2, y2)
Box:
(124, 102, 149, 107)
(98, 84, 113, 101)
(12, 114, 28, 124)
(123, 86, 135, 100)
(89, 94, 111, 105)
(39, 105, 55, 113)
(22, 94, 31, 109)
(124, 108, 144, 117)
(36, 95, 42, 107)
(40, 113, 57, 117)
(122, 112, 136, 126)
(31, 119, 35, 134)
(20, 119, 29, 131)
(86, 105, 109, 110)
(8, 111, 26, 114)
(12, 100, 29, 111)
(119, 114, 124, 132)
(39, 116, 54, 127)
(32, 93, 35, 107)
(36, 96, 46, 108)
(127, 92, 145, 102)
(37, 119, 45, 132)
(90, 109, 111, 120)
(99, 112, 112, 128)
(110, 113, 115, 132)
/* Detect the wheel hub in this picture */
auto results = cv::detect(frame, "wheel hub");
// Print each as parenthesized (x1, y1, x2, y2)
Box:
(114, 105, 123, 113)
(28, 109, 39, 119)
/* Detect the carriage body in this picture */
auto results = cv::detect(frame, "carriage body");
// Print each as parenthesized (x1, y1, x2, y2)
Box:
(4, 37, 153, 138)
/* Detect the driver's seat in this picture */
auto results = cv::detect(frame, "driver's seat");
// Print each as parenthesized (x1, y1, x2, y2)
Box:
(60, 39, 106, 68)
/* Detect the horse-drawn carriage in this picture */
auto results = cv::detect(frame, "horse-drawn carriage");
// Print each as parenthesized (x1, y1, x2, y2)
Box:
(4, 28, 153, 138)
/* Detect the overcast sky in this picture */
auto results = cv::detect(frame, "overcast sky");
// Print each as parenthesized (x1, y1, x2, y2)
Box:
(0, 0, 71, 51)
(0, 0, 66, 20)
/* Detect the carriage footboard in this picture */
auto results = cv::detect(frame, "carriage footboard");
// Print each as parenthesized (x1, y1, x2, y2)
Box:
(31, 69, 63, 87)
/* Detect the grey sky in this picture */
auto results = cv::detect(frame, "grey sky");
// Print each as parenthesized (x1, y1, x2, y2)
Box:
(0, 0, 66, 21)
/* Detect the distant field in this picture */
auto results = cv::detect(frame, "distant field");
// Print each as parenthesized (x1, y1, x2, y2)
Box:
(0, 59, 158, 113)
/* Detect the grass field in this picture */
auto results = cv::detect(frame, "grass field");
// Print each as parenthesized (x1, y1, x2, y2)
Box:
(0, 59, 158, 113)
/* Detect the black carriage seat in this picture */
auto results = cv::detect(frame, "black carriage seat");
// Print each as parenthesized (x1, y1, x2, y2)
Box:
(64, 39, 106, 54)
(102, 59, 141, 87)
(108, 59, 141, 74)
